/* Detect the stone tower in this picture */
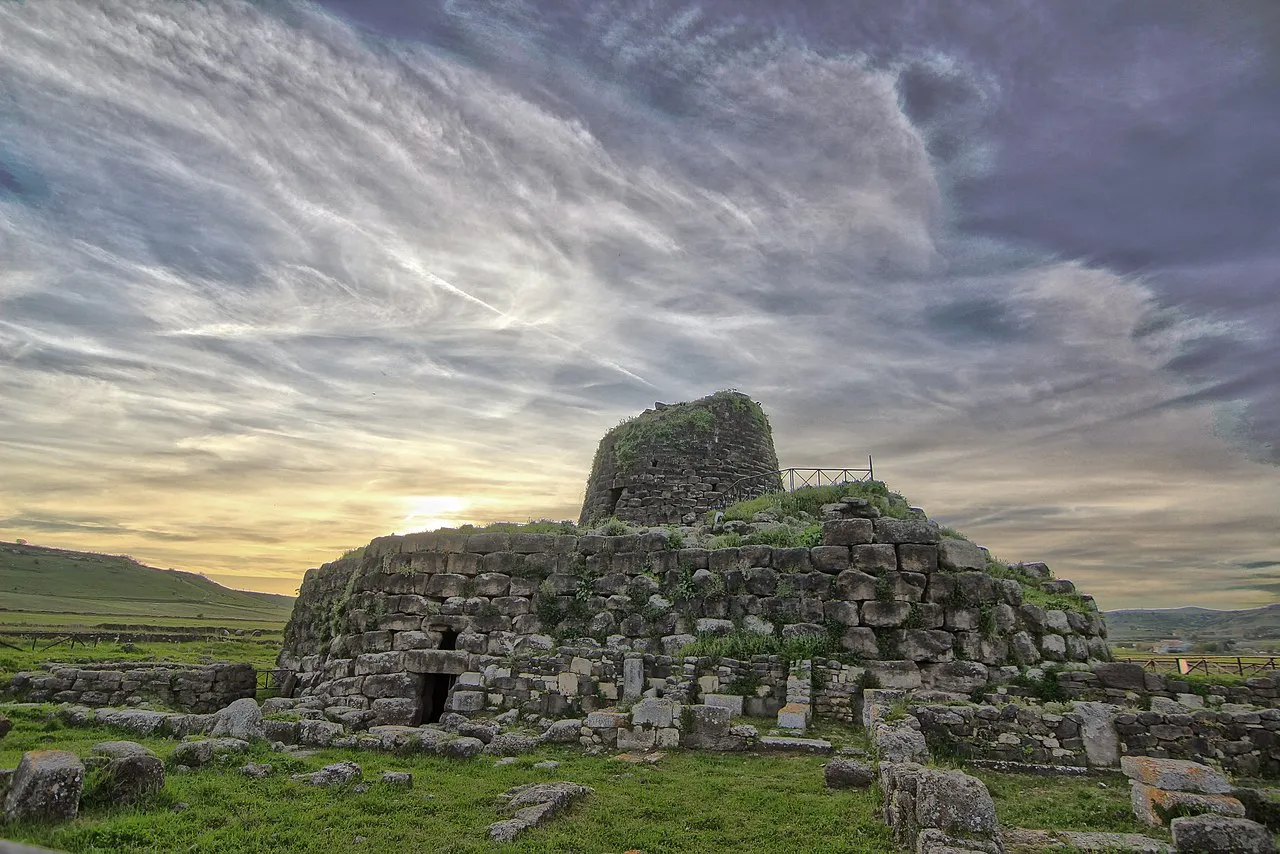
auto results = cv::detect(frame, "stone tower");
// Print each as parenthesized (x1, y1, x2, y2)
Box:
(578, 390, 782, 527)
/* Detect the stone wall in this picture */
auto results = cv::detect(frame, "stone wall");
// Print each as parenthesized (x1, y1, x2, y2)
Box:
(578, 391, 782, 527)
(1051, 662, 1280, 709)
(277, 520, 1108, 726)
(3, 663, 256, 713)
(912, 700, 1280, 779)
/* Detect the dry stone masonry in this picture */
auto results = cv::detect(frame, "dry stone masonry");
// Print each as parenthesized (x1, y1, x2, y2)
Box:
(578, 391, 782, 526)
(3, 663, 255, 713)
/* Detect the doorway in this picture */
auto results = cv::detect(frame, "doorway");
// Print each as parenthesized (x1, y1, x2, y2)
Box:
(420, 672, 456, 724)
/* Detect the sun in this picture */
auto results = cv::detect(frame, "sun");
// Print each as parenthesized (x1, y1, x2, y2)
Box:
(394, 495, 470, 534)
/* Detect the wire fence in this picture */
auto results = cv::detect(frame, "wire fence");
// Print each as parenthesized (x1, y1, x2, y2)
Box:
(1117, 656, 1280, 676)
(711, 459, 875, 510)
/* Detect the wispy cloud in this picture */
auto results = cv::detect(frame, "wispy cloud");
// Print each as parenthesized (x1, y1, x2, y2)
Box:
(0, 0, 1275, 606)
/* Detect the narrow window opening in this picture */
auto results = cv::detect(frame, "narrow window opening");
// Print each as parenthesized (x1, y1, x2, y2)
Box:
(605, 486, 624, 516)
(439, 629, 459, 651)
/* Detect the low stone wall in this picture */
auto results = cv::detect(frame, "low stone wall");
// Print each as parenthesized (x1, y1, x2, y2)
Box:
(912, 699, 1280, 779)
(1050, 663, 1280, 709)
(912, 703, 1089, 767)
(3, 663, 256, 714)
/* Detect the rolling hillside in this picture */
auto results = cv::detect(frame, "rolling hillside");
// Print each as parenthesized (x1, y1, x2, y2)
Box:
(0, 541, 294, 624)
(1105, 604, 1280, 644)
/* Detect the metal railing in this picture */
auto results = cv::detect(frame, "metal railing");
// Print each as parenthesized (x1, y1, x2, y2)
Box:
(711, 459, 875, 509)
(1118, 656, 1280, 676)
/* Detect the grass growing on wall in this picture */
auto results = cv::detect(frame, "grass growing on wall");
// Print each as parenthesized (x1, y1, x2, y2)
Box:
(717, 480, 913, 524)
(982, 558, 1095, 616)
(679, 630, 846, 662)
(610, 403, 716, 469)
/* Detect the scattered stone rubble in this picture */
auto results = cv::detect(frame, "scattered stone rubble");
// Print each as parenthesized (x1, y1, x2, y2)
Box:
(488, 781, 593, 843)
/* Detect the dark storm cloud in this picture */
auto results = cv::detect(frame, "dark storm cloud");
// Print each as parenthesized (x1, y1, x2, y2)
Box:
(0, 0, 1275, 603)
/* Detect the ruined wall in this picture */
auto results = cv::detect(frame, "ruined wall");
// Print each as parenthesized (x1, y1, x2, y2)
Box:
(578, 391, 782, 527)
(3, 663, 256, 713)
(277, 519, 1109, 726)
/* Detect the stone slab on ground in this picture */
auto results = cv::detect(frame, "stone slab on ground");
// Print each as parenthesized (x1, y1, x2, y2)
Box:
(170, 738, 250, 768)
(97, 754, 165, 804)
(1169, 814, 1276, 853)
(209, 698, 264, 742)
(701, 694, 744, 716)
(1131, 782, 1246, 826)
(757, 736, 833, 754)
(824, 758, 875, 789)
(291, 761, 362, 787)
(2, 750, 84, 823)
(1121, 756, 1234, 794)
(488, 781, 592, 843)
(967, 759, 1092, 777)
(1002, 828, 1170, 853)
(776, 702, 810, 731)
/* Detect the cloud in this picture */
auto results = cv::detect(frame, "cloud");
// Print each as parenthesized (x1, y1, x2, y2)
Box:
(0, 0, 1276, 608)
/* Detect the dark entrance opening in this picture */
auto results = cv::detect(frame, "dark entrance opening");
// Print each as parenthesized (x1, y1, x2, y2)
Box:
(420, 672, 456, 724)
(439, 629, 459, 651)
(605, 486, 624, 516)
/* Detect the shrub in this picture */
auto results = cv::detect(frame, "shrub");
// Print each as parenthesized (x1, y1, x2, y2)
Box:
(599, 517, 631, 536)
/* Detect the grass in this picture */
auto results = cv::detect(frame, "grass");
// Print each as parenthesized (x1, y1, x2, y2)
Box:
(0, 705, 894, 854)
(0, 542, 293, 623)
(973, 769, 1168, 839)
(983, 558, 1094, 616)
(610, 401, 717, 470)
(0, 612, 286, 632)
(0, 636, 283, 675)
(679, 630, 847, 663)
(717, 480, 912, 525)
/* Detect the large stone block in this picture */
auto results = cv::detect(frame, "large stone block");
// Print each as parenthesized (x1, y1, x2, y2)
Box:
(3, 750, 85, 822)
(1121, 757, 1234, 794)
(1094, 662, 1148, 692)
(631, 698, 676, 728)
(921, 661, 988, 693)
(898, 544, 938, 574)
(425, 573, 468, 598)
(809, 547, 850, 574)
(403, 649, 469, 675)
(363, 673, 424, 699)
(821, 519, 873, 546)
(840, 627, 879, 657)
(894, 629, 955, 663)
(938, 538, 986, 572)
(97, 754, 165, 805)
(915, 768, 999, 836)
(865, 661, 922, 690)
(210, 698, 264, 742)
(835, 570, 877, 601)
(1131, 782, 1245, 826)
(850, 544, 897, 575)
(354, 651, 406, 676)
(862, 601, 911, 627)
(873, 518, 940, 544)
(1170, 815, 1276, 853)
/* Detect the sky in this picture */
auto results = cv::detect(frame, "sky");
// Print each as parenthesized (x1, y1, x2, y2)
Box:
(0, 1, 1277, 609)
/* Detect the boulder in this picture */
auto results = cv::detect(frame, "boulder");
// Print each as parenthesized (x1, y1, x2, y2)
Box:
(1170, 815, 1276, 853)
(438, 736, 485, 759)
(297, 719, 345, 747)
(209, 698, 264, 742)
(483, 734, 540, 757)
(1121, 757, 1234, 795)
(239, 763, 274, 778)
(292, 761, 361, 787)
(938, 539, 986, 572)
(922, 661, 988, 694)
(824, 758, 875, 789)
(94, 754, 165, 805)
(89, 741, 156, 761)
(1073, 702, 1120, 768)
(380, 771, 413, 787)
(875, 723, 929, 764)
(169, 738, 250, 768)
(2, 750, 84, 823)
(1093, 662, 1148, 692)
(1131, 782, 1245, 826)
(915, 768, 999, 837)
(0, 716, 10, 740)
(540, 719, 583, 744)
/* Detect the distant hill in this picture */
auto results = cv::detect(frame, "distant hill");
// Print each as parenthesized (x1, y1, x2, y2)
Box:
(1105, 604, 1280, 644)
(0, 541, 294, 624)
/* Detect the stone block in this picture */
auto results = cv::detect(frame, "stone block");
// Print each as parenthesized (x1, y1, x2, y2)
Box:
(585, 711, 629, 729)
(425, 574, 468, 598)
(809, 547, 850, 574)
(922, 661, 988, 693)
(465, 533, 510, 554)
(403, 649, 469, 675)
(821, 519, 873, 546)
(850, 544, 898, 575)
(1094, 662, 1148, 692)
(862, 601, 911, 627)
(1121, 757, 1234, 794)
(622, 658, 645, 701)
(3, 750, 85, 822)
(835, 570, 877, 601)
(1170, 815, 1276, 853)
(617, 726, 657, 752)
(702, 694, 745, 716)
(915, 768, 999, 835)
(873, 518, 940, 544)
(354, 651, 405, 676)
(865, 661, 922, 690)
(449, 691, 488, 713)
(840, 627, 879, 657)
(823, 600, 860, 625)
(98, 754, 165, 805)
(895, 629, 955, 663)
(630, 698, 676, 728)
(825, 758, 875, 789)
(938, 538, 986, 571)
(1131, 782, 1245, 826)
(363, 673, 423, 699)
(777, 702, 810, 731)
(898, 544, 938, 574)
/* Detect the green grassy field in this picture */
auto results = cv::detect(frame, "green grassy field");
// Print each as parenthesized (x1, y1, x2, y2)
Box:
(0, 636, 284, 674)
(0, 542, 294, 624)
(0, 705, 895, 853)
